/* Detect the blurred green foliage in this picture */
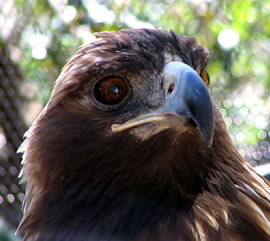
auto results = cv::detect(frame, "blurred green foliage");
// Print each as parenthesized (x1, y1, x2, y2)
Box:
(1, 0, 270, 161)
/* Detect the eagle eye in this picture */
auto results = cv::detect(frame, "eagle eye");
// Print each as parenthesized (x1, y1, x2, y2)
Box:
(94, 76, 128, 105)
(200, 70, 210, 87)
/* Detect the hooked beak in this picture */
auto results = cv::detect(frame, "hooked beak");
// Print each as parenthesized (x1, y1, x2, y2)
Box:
(112, 62, 214, 146)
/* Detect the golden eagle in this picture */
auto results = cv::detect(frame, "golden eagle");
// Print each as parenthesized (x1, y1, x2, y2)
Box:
(17, 29, 270, 241)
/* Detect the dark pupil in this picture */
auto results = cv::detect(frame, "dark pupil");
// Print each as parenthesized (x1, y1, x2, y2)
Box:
(110, 84, 120, 96)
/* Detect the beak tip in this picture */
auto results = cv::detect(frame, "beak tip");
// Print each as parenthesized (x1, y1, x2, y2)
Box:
(206, 135, 213, 147)
(195, 112, 214, 147)
(200, 122, 214, 147)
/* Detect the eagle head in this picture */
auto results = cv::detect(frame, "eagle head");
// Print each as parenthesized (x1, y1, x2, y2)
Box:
(17, 29, 270, 241)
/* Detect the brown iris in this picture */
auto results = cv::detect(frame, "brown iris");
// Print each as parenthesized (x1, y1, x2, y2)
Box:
(200, 70, 210, 87)
(94, 76, 128, 105)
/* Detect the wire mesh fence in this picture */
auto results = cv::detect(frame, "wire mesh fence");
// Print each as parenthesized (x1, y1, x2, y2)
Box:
(0, 45, 25, 229)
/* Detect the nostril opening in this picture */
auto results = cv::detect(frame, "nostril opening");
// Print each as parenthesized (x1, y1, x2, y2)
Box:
(168, 83, 175, 94)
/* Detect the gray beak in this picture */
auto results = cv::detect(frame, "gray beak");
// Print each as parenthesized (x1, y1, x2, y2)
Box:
(163, 62, 214, 146)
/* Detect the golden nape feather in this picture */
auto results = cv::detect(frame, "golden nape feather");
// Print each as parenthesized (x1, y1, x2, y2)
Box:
(17, 29, 270, 241)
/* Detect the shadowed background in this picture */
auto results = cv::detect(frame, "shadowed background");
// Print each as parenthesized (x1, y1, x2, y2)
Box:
(0, 0, 269, 239)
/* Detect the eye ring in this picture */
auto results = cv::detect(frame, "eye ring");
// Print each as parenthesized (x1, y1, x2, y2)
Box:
(93, 76, 129, 106)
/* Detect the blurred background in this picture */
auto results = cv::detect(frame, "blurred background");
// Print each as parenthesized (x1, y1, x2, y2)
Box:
(0, 0, 269, 239)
